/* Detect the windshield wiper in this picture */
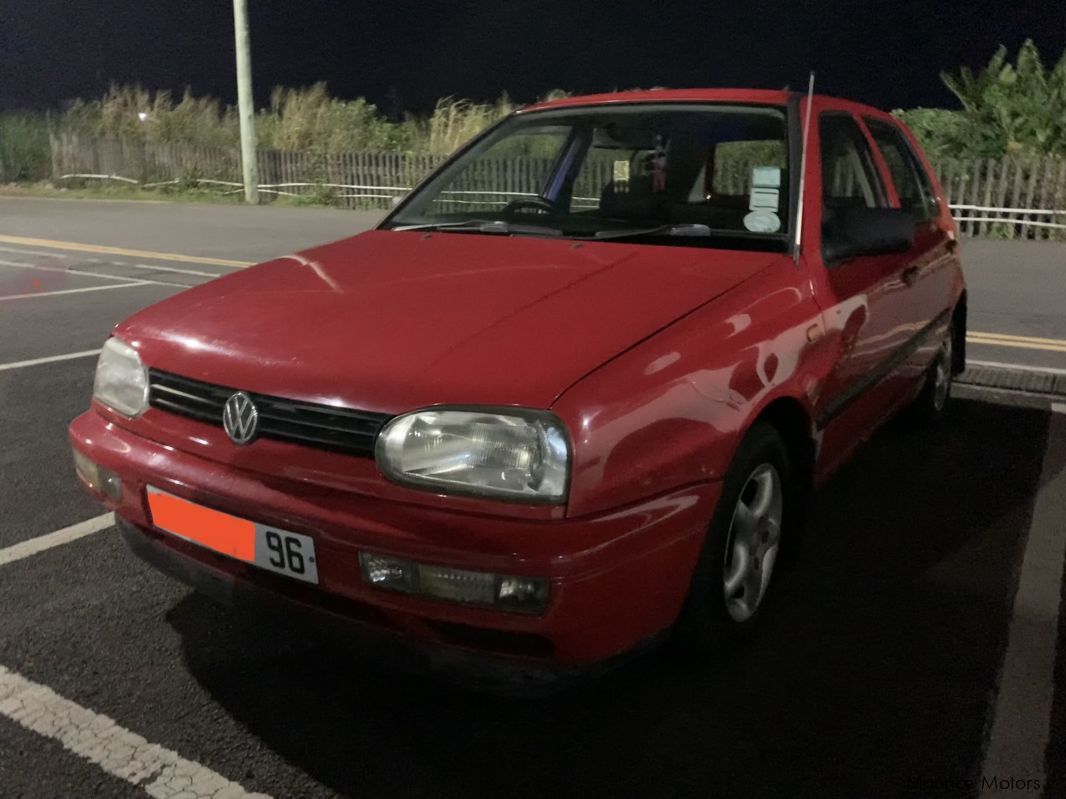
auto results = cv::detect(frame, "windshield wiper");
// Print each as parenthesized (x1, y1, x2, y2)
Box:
(390, 220, 561, 236)
(587, 223, 713, 240)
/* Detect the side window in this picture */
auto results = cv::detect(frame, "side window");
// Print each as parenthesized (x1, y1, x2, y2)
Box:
(819, 114, 887, 212)
(865, 118, 937, 220)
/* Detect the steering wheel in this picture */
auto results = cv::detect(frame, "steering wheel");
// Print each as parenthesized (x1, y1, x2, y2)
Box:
(502, 196, 559, 215)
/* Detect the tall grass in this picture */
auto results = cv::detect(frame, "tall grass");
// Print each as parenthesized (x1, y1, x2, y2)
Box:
(41, 82, 558, 156)
(424, 95, 515, 154)
(0, 83, 554, 185)
(61, 84, 239, 146)
(0, 112, 51, 181)
(263, 83, 406, 151)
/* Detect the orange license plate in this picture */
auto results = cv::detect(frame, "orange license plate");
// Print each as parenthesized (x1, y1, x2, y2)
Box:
(146, 486, 319, 584)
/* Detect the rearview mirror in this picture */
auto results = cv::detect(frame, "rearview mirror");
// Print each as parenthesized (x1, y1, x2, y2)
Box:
(823, 207, 916, 264)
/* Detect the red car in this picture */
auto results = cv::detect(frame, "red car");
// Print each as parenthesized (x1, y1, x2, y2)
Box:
(70, 89, 965, 685)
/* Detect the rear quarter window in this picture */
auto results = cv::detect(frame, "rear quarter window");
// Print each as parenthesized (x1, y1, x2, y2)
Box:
(865, 118, 938, 220)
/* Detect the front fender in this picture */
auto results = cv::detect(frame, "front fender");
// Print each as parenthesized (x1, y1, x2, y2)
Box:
(553, 263, 826, 518)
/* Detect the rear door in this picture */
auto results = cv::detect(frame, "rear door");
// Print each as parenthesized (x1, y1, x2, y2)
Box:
(808, 112, 919, 473)
(863, 116, 958, 337)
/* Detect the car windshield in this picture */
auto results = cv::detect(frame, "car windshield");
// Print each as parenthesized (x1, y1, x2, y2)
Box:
(384, 103, 792, 250)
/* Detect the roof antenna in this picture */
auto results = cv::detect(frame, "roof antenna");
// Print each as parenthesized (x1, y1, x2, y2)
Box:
(793, 71, 815, 263)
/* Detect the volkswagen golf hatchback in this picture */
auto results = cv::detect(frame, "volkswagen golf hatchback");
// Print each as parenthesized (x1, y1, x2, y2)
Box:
(70, 89, 966, 686)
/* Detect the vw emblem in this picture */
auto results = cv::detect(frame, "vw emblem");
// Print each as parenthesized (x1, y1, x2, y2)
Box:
(222, 391, 259, 445)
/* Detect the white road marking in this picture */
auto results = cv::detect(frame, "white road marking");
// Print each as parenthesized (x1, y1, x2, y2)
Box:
(0, 258, 183, 288)
(0, 514, 114, 567)
(0, 349, 101, 372)
(967, 359, 1066, 377)
(134, 262, 227, 278)
(0, 282, 147, 301)
(0, 245, 69, 259)
(0, 665, 271, 799)
(979, 414, 1066, 796)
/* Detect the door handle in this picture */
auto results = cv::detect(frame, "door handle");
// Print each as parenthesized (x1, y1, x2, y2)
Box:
(902, 266, 920, 286)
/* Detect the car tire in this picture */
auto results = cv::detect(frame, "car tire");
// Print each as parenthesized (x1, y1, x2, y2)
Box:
(910, 325, 953, 423)
(677, 422, 793, 657)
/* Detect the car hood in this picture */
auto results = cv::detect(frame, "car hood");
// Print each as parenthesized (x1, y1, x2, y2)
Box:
(117, 230, 779, 411)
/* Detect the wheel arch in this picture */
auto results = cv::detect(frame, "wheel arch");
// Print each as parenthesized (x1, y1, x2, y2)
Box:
(747, 395, 816, 560)
(752, 396, 816, 485)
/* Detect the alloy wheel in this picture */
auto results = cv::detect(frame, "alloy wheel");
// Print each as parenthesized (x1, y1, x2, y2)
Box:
(722, 463, 783, 623)
(933, 334, 953, 412)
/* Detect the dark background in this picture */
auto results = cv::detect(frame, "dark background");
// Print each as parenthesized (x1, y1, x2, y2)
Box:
(1, 0, 1064, 114)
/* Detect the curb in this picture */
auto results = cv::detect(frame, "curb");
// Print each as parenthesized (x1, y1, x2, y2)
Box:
(957, 365, 1066, 398)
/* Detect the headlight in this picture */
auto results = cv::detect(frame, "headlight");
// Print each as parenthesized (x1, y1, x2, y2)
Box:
(93, 338, 149, 417)
(375, 408, 570, 502)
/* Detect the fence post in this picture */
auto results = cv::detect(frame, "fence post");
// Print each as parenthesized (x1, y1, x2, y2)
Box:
(1055, 160, 1066, 242)
(1035, 156, 1056, 241)
(1019, 156, 1040, 239)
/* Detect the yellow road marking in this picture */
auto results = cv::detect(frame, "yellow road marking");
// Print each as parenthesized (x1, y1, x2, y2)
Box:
(969, 331, 1066, 347)
(968, 336, 1066, 354)
(0, 235, 253, 268)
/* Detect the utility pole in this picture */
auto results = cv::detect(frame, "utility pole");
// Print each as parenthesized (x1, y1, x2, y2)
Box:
(232, 0, 259, 204)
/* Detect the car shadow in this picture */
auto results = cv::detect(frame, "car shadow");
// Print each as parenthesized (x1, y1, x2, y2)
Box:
(168, 397, 1051, 799)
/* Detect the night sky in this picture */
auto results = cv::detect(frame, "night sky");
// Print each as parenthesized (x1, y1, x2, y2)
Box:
(2, 0, 1064, 115)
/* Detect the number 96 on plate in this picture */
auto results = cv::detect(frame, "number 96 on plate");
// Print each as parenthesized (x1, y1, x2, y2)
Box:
(254, 525, 319, 584)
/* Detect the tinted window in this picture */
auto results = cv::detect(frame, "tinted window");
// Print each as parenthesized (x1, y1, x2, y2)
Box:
(819, 114, 886, 211)
(865, 118, 937, 219)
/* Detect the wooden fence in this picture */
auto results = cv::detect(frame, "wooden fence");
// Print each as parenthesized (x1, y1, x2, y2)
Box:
(50, 134, 1066, 239)
(936, 155, 1066, 239)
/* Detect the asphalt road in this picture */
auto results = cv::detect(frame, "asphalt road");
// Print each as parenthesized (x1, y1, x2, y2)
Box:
(0, 196, 1065, 799)
(0, 196, 1062, 370)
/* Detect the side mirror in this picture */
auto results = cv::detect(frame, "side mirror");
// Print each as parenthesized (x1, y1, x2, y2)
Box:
(823, 207, 916, 264)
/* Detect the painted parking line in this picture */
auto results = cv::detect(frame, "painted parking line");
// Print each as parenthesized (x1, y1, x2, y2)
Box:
(0, 234, 253, 268)
(0, 665, 271, 799)
(979, 411, 1066, 796)
(0, 349, 101, 372)
(0, 514, 114, 567)
(0, 282, 148, 302)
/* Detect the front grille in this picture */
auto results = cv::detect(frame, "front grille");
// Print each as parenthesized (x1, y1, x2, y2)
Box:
(147, 368, 391, 457)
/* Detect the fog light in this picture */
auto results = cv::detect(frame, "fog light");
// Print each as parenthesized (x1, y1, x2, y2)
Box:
(358, 552, 416, 592)
(358, 551, 549, 614)
(73, 449, 99, 488)
(418, 564, 496, 605)
(496, 576, 550, 612)
(72, 450, 121, 500)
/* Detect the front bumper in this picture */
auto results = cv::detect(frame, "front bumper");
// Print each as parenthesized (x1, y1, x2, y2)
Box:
(70, 409, 720, 669)
(119, 517, 651, 693)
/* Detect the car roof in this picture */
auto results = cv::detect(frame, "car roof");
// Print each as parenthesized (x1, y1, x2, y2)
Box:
(519, 88, 887, 118)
